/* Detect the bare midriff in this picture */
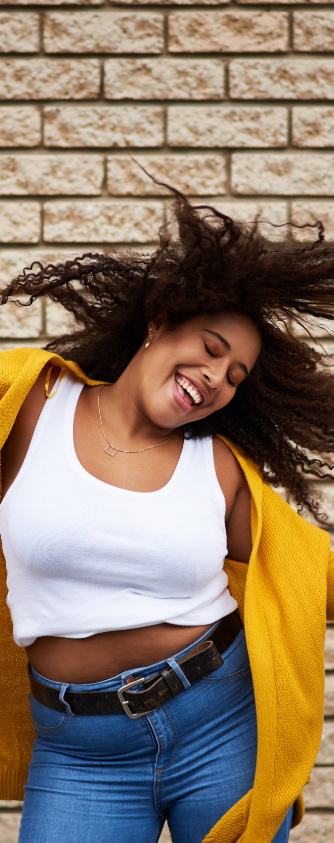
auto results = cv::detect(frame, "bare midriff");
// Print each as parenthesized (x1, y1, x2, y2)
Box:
(25, 622, 213, 684)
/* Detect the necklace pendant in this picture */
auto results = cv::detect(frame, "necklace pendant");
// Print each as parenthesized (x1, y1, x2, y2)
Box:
(105, 445, 118, 457)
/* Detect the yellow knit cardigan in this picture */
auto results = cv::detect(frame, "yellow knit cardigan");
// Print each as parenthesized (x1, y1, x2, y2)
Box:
(0, 346, 334, 843)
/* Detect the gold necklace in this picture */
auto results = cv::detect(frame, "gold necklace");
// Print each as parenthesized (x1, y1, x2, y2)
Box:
(98, 385, 175, 457)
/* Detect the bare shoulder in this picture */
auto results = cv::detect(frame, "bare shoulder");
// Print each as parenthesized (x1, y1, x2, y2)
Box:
(213, 436, 252, 562)
(212, 436, 247, 519)
(1, 363, 60, 497)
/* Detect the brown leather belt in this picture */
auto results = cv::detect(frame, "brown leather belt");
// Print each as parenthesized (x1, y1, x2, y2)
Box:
(28, 611, 242, 720)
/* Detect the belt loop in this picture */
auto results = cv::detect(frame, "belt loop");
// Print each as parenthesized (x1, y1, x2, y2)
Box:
(59, 684, 76, 717)
(166, 658, 191, 689)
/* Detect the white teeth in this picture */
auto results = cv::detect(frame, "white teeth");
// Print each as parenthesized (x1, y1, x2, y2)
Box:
(175, 374, 202, 404)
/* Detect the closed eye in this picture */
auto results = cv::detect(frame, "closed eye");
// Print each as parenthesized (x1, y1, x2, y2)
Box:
(227, 373, 236, 388)
(204, 342, 217, 359)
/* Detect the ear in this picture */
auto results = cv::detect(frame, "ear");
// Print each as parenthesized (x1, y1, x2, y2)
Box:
(148, 315, 167, 335)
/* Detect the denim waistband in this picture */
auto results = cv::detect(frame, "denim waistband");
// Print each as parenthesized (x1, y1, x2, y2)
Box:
(30, 619, 222, 693)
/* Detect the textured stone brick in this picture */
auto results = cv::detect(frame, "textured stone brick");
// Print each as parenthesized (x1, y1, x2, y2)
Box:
(104, 58, 223, 101)
(0, 202, 40, 243)
(213, 200, 288, 238)
(43, 201, 164, 243)
(44, 106, 163, 148)
(325, 627, 334, 671)
(0, 106, 40, 147)
(0, 299, 42, 339)
(290, 813, 334, 842)
(168, 12, 288, 53)
(0, 59, 100, 100)
(318, 484, 334, 525)
(324, 674, 334, 715)
(107, 154, 226, 195)
(230, 59, 334, 100)
(0, 813, 21, 842)
(291, 312, 334, 339)
(0, 248, 71, 287)
(45, 301, 75, 337)
(294, 12, 334, 52)
(168, 106, 287, 148)
(44, 12, 163, 54)
(0, 13, 38, 53)
(303, 767, 334, 808)
(0, 155, 103, 196)
(293, 107, 334, 148)
(316, 721, 334, 764)
(232, 153, 334, 196)
(0, 803, 22, 809)
(292, 202, 334, 242)
(0, 0, 102, 3)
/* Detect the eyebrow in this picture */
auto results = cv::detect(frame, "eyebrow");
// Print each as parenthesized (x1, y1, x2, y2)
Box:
(203, 329, 249, 378)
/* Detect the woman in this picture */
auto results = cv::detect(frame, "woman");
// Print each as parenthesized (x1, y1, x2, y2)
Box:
(0, 188, 334, 843)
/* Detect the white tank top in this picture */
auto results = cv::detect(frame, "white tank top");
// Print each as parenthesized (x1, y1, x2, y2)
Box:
(0, 371, 237, 648)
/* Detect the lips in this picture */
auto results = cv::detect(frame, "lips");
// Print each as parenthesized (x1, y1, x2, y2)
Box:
(173, 372, 207, 413)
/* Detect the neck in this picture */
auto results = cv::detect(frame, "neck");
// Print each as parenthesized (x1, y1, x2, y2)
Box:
(98, 357, 173, 450)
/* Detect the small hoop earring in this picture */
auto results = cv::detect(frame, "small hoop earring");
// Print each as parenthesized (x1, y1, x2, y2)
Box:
(145, 329, 153, 349)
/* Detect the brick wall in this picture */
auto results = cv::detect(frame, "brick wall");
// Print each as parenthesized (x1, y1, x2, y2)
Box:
(0, 1, 334, 841)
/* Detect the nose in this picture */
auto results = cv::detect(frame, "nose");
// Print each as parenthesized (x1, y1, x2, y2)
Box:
(203, 360, 229, 391)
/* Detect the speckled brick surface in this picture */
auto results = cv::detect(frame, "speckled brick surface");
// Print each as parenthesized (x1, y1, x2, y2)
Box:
(0, 3, 334, 840)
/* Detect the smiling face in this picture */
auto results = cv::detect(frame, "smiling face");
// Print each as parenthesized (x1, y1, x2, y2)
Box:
(136, 312, 262, 431)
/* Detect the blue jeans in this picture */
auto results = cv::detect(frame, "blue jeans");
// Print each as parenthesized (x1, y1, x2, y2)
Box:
(19, 625, 293, 843)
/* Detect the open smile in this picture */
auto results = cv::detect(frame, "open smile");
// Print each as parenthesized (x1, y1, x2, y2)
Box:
(173, 372, 207, 412)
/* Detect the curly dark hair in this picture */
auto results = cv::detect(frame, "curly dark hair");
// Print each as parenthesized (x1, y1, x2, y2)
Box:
(2, 181, 334, 524)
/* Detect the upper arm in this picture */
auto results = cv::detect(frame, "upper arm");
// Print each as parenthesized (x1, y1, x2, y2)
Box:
(1, 364, 60, 498)
(213, 436, 252, 564)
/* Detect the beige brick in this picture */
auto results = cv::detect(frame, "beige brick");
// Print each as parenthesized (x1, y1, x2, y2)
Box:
(232, 153, 334, 196)
(0, 299, 42, 338)
(318, 484, 334, 524)
(107, 154, 226, 195)
(45, 301, 75, 337)
(0, 59, 100, 100)
(291, 313, 334, 339)
(0, 13, 38, 53)
(104, 58, 223, 101)
(290, 813, 334, 842)
(0, 155, 103, 196)
(293, 107, 334, 148)
(238, 0, 329, 3)
(0, 803, 22, 809)
(292, 202, 334, 242)
(168, 12, 288, 53)
(303, 767, 334, 809)
(44, 12, 163, 54)
(0, 106, 40, 147)
(212, 200, 288, 239)
(0, 813, 21, 843)
(168, 106, 287, 148)
(44, 106, 163, 148)
(0, 202, 40, 243)
(316, 721, 334, 764)
(43, 201, 163, 243)
(0, 248, 76, 287)
(325, 626, 334, 669)
(0, 339, 44, 351)
(0, 0, 103, 3)
(294, 12, 334, 52)
(324, 673, 334, 715)
(108, 0, 228, 4)
(230, 59, 334, 100)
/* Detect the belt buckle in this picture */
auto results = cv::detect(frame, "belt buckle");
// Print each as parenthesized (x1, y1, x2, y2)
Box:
(117, 676, 154, 719)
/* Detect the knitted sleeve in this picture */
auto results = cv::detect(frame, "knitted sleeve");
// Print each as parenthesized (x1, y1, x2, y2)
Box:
(327, 549, 334, 621)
